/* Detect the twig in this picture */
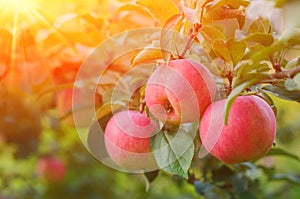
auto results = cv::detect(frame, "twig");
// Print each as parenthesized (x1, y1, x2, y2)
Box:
(271, 65, 300, 79)
(179, 23, 201, 58)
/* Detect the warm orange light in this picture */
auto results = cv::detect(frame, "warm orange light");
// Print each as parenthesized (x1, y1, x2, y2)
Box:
(0, 0, 36, 11)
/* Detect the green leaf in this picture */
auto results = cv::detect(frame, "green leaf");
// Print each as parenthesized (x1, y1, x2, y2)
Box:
(234, 61, 271, 88)
(243, 43, 265, 59)
(204, 186, 231, 199)
(254, 91, 277, 116)
(211, 166, 235, 182)
(224, 80, 257, 125)
(194, 181, 212, 195)
(250, 41, 283, 64)
(136, 0, 179, 24)
(264, 148, 300, 162)
(151, 126, 195, 179)
(262, 84, 300, 102)
(270, 174, 300, 185)
(233, 72, 270, 89)
(232, 174, 250, 195)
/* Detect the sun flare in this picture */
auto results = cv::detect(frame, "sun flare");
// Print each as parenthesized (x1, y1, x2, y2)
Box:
(0, 0, 37, 13)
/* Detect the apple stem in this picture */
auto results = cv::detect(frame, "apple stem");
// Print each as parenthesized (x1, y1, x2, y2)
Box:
(225, 71, 234, 96)
(139, 100, 146, 114)
(165, 101, 173, 114)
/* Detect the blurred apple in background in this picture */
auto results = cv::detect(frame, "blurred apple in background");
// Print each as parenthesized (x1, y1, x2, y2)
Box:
(36, 156, 66, 183)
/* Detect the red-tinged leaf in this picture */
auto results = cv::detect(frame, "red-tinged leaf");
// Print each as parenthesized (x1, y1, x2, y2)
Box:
(136, 0, 179, 24)
(202, 3, 246, 28)
(210, 18, 240, 39)
(183, 6, 200, 24)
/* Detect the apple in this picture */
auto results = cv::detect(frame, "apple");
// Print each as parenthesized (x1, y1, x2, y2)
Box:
(36, 156, 66, 182)
(199, 95, 276, 164)
(145, 59, 216, 125)
(104, 110, 158, 171)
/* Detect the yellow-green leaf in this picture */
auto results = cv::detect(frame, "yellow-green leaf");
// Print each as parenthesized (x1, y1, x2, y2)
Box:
(224, 80, 256, 125)
(200, 25, 226, 43)
(212, 39, 232, 63)
(96, 103, 124, 121)
(131, 42, 163, 67)
(244, 33, 274, 47)
(227, 39, 247, 66)
(248, 18, 272, 34)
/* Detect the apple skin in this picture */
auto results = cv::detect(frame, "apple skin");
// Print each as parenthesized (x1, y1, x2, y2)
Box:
(199, 95, 276, 164)
(36, 157, 66, 183)
(145, 59, 216, 125)
(104, 110, 158, 172)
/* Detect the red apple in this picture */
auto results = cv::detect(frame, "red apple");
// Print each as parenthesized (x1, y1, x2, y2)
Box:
(145, 59, 216, 125)
(199, 95, 276, 164)
(36, 157, 66, 182)
(104, 110, 158, 171)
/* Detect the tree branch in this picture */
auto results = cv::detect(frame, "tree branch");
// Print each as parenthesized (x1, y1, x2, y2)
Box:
(179, 23, 201, 58)
(271, 65, 300, 79)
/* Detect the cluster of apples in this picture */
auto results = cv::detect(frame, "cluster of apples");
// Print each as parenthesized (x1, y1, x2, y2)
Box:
(104, 59, 276, 171)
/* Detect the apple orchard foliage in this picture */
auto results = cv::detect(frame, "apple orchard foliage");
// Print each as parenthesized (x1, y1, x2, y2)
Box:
(0, 0, 300, 198)
(90, 0, 300, 196)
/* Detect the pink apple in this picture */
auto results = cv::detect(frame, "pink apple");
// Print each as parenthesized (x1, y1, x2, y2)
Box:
(36, 156, 66, 182)
(104, 110, 158, 171)
(199, 95, 276, 164)
(145, 59, 216, 125)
